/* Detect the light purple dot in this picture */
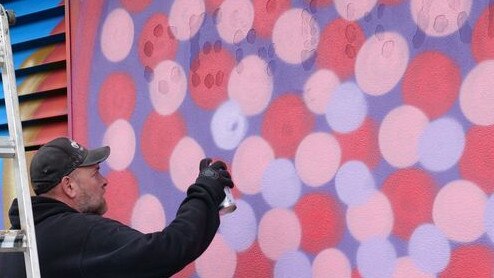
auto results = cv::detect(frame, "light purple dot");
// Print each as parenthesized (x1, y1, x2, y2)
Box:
(335, 160, 376, 206)
(219, 199, 257, 252)
(418, 117, 465, 172)
(274, 251, 312, 278)
(261, 159, 302, 208)
(485, 194, 494, 244)
(325, 82, 367, 133)
(357, 237, 397, 278)
(211, 100, 248, 150)
(408, 224, 451, 274)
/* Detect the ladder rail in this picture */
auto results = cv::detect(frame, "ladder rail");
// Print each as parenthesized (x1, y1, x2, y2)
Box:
(0, 4, 40, 278)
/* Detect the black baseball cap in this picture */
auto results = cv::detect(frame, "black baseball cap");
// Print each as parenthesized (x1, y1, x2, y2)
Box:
(30, 137, 110, 195)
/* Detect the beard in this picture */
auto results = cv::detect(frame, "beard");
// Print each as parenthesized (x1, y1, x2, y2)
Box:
(77, 189, 108, 215)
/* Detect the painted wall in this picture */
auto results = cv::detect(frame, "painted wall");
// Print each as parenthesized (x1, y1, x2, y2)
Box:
(70, 0, 494, 277)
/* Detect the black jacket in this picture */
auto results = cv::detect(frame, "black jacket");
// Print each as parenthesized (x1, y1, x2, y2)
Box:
(0, 182, 224, 278)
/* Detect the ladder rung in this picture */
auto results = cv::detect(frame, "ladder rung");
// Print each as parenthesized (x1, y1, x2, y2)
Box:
(0, 136, 15, 157)
(0, 229, 27, 252)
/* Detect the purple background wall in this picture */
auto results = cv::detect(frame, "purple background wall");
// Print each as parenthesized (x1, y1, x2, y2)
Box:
(70, 0, 494, 277)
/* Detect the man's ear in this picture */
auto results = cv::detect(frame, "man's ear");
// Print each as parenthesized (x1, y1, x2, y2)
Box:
(60, 176, 77, 199)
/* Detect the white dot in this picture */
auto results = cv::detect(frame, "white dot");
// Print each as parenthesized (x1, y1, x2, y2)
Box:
(149, 60, 187, 116)
(356, 32, 409, 96)
(103, 119, 135, 171)
(100, 8, 134, 62)
(216, 0, 254, 44)
(169, 0, 205, 41)
(303, 69, 340, 115)
(272, 8, 320, 64)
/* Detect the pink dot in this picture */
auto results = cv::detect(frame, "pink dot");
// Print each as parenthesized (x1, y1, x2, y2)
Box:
(335, 118, 381, 169)
(120, 0, 152, 12)
(355, 32, 409, 96)
(189, 47, 235, 110)
(303, 69, 340, 115)
(262, 94, 315, 158)
(347, 192, 394, 241)
(459, 125, 494, 193)
(104, 170, 139, 226)
(103, 119, 135, 171)
(195, 234, 237, 278)
(316, 19, 366, 80)
(334, 0, 378, 21)
(170, 137, 205, 192)
(98, 72, 136, 125)
(294, 193, 344, 254)
(138, 13, 178, 69)
(149, 60, 186, 116)
(100, 8, 134, 62)
(216, 0, 254, 44)
(272, 8, 320, 64)
(258, 208, 301, 260)
(232, 136, 274, 194)
(131, 194, 166, 233)
(410, 0, 473, 37)
(472, 5, 494, 62)
(312, 249, 351, 278)
(141, 112, 186, 171)
(433, 180, 487, 242)
(295, 132, 341, 187)
(460, 60, 494, 126)
(393, 257, 435, 278)
(402, 51, 461, 119)
(169, 0, 205, 41)
(252, 0, 291, 38)
(379, 105, 429, 168)
(228, 55, 273, 116)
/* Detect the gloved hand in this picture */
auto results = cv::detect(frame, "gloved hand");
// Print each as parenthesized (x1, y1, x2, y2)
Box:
(196, 158, 234, 189)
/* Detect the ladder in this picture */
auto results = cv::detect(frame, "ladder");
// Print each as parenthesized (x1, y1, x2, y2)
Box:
(0, 5, 41, 278)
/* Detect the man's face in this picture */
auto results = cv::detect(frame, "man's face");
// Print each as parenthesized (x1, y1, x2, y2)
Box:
(69, 164, 108, 215)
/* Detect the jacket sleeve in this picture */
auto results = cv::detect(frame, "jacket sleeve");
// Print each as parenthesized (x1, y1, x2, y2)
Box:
(80, 182, 225, 278)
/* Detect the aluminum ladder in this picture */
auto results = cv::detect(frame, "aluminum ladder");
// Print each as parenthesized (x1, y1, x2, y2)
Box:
(0, 5, 41, 278)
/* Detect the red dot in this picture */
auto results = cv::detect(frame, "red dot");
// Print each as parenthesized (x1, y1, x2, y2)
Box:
(334, 118, 380, 169)
(98, 72, 136, 125)
(460, 125, 494, 193)
(316, 19, 366, 80)
(204, 0, 223, 12)
(382, 168, 437, 240)
(138, 13, 178, 69)
(141, 112, 186, 171)
(294, 193, 344, 254)
(352, 268, 362, 278)
(472, 5, 494, 62)
(440, 245, 494, 278)
(104, 170, 139, 226)
(261, 94, 315, 158)
(402, 51, 461, 119)
(253, 0, 291, 38)
(189, 47, 235, 110)
(120, 0, 152, 12)
(304, 0, 333, 7)
(235, 242, 273, 277)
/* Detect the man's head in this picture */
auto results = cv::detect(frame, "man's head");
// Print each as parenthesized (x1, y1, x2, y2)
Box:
(30, 137, 111, 214)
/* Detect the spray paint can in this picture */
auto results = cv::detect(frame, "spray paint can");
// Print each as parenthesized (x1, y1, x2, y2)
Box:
(219, 187, 236, 215)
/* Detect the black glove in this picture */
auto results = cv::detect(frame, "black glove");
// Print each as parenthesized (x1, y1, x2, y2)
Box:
(196, 158, 234, 189)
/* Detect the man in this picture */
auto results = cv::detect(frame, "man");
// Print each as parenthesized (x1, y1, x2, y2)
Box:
(0, 137, 234, 277)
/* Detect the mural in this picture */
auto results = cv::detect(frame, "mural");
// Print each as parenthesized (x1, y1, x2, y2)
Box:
(69, 0, 494, 277)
